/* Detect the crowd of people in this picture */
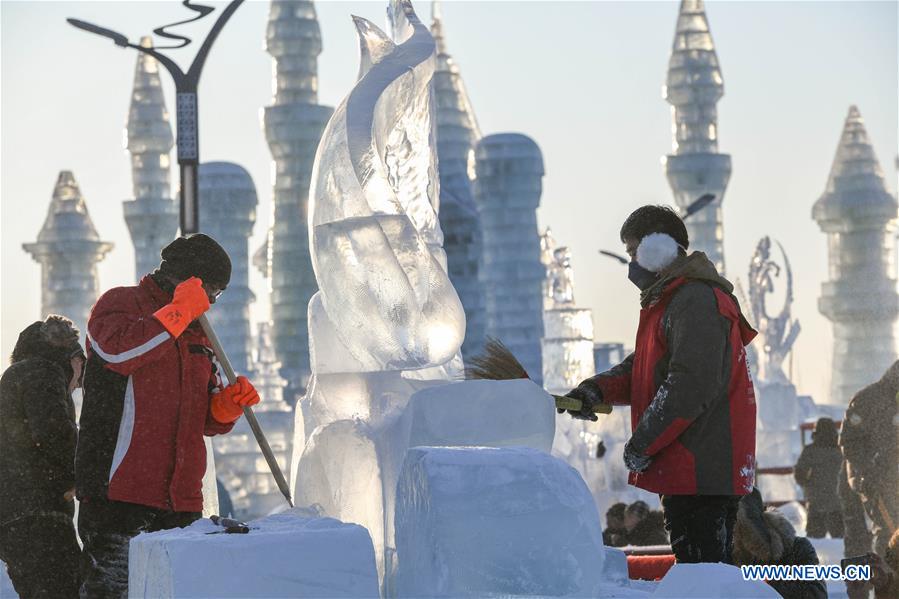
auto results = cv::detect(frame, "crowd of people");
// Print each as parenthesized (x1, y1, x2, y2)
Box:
(1, 208, 897, 599)
(0, 234, 261, 598)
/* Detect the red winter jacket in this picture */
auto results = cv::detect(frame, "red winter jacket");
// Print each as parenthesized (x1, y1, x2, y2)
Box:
(590, 253, 757, 496)
(76, 276, 234, 512)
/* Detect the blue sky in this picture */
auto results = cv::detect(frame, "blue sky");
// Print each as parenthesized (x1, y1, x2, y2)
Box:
(2, 1, 897, 407)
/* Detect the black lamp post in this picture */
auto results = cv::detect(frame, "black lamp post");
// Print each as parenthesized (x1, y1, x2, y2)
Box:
(67, 0, 244, 234)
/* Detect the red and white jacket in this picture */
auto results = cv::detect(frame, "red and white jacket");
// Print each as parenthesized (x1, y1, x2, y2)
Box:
(76, 276, 234, 512)
(588, 255, 758, 496)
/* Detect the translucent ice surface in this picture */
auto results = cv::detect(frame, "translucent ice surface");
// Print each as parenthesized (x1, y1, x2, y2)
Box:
(395, 446, 606, 597)
(307, 0, 464, 371)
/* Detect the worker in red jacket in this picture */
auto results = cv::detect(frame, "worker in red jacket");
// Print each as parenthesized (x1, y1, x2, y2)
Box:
(76, 234, 260, 597)
(561, 205, 757, 564)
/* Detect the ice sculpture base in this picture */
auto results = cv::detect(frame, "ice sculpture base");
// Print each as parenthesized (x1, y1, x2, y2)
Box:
(128, 511, 379, 598)
(395, 446, 605, 597)
(404, 378, 556, 452)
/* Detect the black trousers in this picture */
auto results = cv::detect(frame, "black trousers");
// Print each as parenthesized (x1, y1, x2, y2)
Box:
(660, 494, 740, 564)
(805, 509, 844, 538)
(77, 498, 200, 598)
(0, 512, 80, 599)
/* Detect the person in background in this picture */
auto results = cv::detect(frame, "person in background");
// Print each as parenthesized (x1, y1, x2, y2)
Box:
(840, 360, 899, 556)
(731, 488, 826, 599)
(76, 234, 261, 597)
(561, 205, 757, 563)
(603, 502, 628, 547)
(793, 417, 844, 538)
(623, 501, 669, 547)
(0, 316, 85, 598)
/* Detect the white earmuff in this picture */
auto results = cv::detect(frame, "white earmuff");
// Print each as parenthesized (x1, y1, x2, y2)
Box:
(636, 233, 681, 272)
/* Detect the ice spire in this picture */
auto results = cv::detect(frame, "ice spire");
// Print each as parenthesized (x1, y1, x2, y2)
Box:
(122, 36, 178, 281)
(663, 0, 731, 274)
(23, 171, 114, 340)
(263, 0, 334, 400)
(813, 106, 899, 405)
(430, 1, 486, 360)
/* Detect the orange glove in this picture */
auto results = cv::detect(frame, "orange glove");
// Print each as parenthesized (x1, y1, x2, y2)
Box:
(211, 375, 260, 424)
(153, 277, 210, 337)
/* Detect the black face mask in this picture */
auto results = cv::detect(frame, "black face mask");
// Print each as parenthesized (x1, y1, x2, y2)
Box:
(628, 261, 658, 291)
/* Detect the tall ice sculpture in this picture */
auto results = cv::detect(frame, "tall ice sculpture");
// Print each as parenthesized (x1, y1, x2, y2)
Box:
(292, 0, 465, 585)
(24, 171, 114, 341)
(663, 0, 731, 274)
(430, 1, 486, 361)
(263, 1, 334, 401)
(122, 37, 178, 281)
(813, 106, 899, 405)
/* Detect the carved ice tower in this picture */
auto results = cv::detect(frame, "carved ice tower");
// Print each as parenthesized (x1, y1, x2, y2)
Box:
(123, 37, 178, 281)
(474, 134, 546, 382)
(430, 1, 486, 359)
(23, 171, 114, 340)
(199, 162, 257, 374)
(263, 1, 334, 399)
(813, 106, 899, 405)
(663, 0, 731, 274)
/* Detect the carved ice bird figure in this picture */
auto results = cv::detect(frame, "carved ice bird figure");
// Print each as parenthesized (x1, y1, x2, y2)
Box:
(307, 0, 464, 371)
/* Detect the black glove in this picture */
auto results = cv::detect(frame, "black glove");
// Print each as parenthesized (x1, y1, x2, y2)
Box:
(557, 380, 603, 422)
(623, 440, 651, 473)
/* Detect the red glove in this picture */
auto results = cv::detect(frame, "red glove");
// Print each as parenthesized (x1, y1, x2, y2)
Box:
(153, 277, 210, 337)
(211, 375, 260, 424)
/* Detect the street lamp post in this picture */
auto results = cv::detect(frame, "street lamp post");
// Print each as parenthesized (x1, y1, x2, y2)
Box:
(68, 1, 294, 508)
(68, 0, 244, 234)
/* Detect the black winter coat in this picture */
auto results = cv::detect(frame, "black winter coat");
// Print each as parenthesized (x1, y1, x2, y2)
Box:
(794, 440, 842, 513)
(0, 355, 77, 524)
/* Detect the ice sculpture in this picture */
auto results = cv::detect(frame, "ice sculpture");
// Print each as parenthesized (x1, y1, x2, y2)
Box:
(293, 0, 464, 586)
(748, 237, 799, 385)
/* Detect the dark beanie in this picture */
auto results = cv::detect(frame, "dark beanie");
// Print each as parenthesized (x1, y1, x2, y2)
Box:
(159, 234, 231, 288)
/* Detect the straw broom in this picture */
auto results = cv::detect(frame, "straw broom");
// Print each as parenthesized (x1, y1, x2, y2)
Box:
(464, 337, 612, 415)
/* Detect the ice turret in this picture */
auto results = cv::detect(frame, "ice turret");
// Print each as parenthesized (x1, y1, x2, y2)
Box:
(474, 133, 546, 382)
(263, 0, 334, 400)
(813, 106, 899, 404)
(122, 36, 178, 280)
(23, 171, 114, 340)
(430, 1, 486, 360)
(198, 162, 257, 374)
(663, 0, 731, 274)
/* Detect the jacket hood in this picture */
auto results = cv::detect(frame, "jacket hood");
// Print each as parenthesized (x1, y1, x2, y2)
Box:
(733, 503, 797, 565)
(640, 252, 733, 307)
(10, 317, 83, 380)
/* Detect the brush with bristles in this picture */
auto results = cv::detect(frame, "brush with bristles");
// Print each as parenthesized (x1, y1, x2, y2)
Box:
(464, 337, 613, 415)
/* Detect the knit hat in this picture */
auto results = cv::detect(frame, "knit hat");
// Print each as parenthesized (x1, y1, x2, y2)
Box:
(159, 234, 231, 288)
